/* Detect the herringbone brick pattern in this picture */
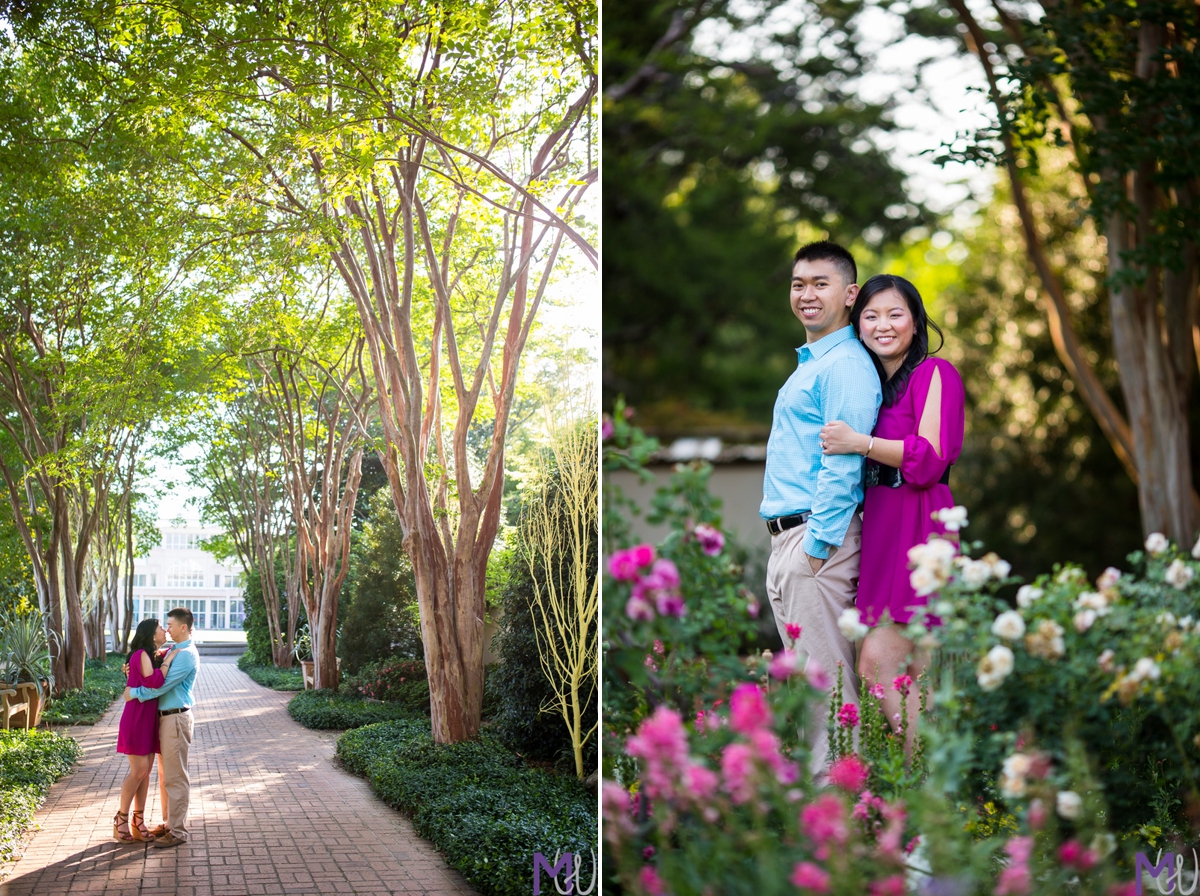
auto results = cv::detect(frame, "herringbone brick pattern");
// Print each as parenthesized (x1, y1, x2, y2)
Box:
(0, 657, 477, 896)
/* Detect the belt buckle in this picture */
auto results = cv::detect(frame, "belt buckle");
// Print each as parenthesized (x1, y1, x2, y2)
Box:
(865, 465, 879, 488)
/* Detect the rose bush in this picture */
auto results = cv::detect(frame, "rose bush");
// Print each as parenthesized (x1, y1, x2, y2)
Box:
(603, 412, 1186, 895)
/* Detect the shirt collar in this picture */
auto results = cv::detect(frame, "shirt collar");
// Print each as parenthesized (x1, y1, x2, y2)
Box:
(173, 639, 193, 649)
(798, 324, 855, 361)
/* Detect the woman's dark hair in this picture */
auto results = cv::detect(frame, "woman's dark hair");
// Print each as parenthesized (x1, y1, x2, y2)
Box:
(128, 618, 164, 669)
(850, 274, 944, 407)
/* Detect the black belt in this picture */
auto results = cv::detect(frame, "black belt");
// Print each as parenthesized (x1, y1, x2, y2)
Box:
(866, 463, 952, 489)
(159, 707, 189, 717)
(766, 511, 812, 535)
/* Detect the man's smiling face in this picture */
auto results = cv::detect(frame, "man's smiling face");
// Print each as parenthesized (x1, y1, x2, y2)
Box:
(790, 258, 857, 341)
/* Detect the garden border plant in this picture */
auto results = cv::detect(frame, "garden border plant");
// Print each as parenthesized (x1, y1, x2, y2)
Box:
(40, 655, 126, 726)
(337, 720, 596, 896)
(0, 729, 81, 871)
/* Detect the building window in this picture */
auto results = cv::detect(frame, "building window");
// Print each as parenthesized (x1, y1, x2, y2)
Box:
(150, 574, 157, 588)
(135, 599, 160, 623)
(229, 600, 245, 628)
(166, 563, 205, 588)
(214, 574, 221, 588)
(162, 532, 202, 550)
(211, 600, 226, 629)
(179, 599, 206, 630)
(126, 573, 148, 587)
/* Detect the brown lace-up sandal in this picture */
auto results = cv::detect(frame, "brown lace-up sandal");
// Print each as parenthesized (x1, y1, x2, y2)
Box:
(130, 810, 153, 841)
(112, 810, 134, 842)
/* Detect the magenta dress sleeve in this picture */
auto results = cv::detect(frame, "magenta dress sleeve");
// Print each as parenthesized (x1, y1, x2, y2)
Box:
(128, 650, 166, 688)
(899, 359, 966, 489)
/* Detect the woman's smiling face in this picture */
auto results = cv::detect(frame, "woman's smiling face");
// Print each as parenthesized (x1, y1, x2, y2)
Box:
(858, 287, 914, 369)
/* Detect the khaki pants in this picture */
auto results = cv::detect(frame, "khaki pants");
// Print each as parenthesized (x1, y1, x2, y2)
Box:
(766, 516, 862, 776)
(159, 711, 193, 840)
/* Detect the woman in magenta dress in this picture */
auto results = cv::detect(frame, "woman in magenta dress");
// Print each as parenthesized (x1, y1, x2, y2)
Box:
(819, 273, 965, 748)
(113, 618, 176, 842)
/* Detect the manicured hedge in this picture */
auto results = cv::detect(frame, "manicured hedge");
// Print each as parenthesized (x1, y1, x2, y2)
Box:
(0, 729, 81, 864)
(287, 689, 419, 730)
(337, 721, 597, 896)
(42, 655, 127, 725)
(237, 654, 304, 691)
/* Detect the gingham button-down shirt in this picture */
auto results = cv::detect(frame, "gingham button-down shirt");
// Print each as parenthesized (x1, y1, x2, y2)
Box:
(760, 325, 882, 558)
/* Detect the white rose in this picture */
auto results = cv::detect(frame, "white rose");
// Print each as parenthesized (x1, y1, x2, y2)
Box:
(934, 600, 955, 617)
(1181, 616, 1193, 628)
(837, 607, 868, 641)
(910, 565, 941, 597)
(1091, 833, 1116, 859)
(976, 644, 1015, 691)
(1016, 585, 1044, 608)
(934, 505, 969, 532)
(1145, 532, 1170, 555)
(1132, 657, 1160, 682)
(1073, 609, 1097, 632)
(992, 610, 1026, 640)
(1074, 591, 1111, 616)
(959, 559, 992, 589)
(990, 558, 1013, 579)
(1165, 559, 1194, 590)
(1056, 790, 1083, 820)
(999, 752, 1033, 800)
(1156, 611, 1178, 627)
(1097, 649, 1115, 672)
(1056, 567, 1085, 584)
(1193, 534, 1200, 560)
(1097, 567, 1121, 590)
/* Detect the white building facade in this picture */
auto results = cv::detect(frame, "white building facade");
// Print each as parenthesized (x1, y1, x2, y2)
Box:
(121, 527, 247, 632)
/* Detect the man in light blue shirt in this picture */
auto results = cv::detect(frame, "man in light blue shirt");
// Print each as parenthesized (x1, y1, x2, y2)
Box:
(761, 240, 881, 774)
(127, 606, 200, 847)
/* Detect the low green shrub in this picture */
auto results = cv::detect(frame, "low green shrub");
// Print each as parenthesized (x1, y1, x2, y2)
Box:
(337, 721, 597, 896)
(287, 689, 418, 730)
(0, 729, 81, 864)
(42, 655, 126, 725)
(338, 657, 430, 712)
(237, 654, 303, 691)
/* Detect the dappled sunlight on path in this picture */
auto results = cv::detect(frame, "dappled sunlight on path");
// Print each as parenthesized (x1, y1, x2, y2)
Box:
(0, 657, 477, 896)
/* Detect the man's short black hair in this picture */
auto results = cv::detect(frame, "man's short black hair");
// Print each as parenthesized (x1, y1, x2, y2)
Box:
(793, 240, 857, 287)
(167, 606, 194, 630)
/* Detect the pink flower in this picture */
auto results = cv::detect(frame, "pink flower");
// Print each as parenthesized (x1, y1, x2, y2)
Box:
(608, 544, 655, 581)
(626, 707, 690, 800)
(876, 801, 907, 859)
(805, 658, 831, 691)
(828, 754, 869, 792)
(644, 654, 658, 671)
(769, 649, 802, 680)
(1006, 836, 1034, 865)
(905, 836, 920, 855)
(721, 742, 758, 804)
(643, 845, 655, 860)
(790, 861, 831, 893)
(892, 674, 913, 694)
(684, 763, 719, 801)
(1027, 798, 1046, 830)
(694, 523, 725, 556)
(870, 876, 907, 896)
(800, 793, 849, 860)
(655, 592, 687, 618)
(638, 866, 665, 895)
(652, 639, 665, 655)
(749, 727, 799, 785)
(601, 781, 635, 842)
(852, 789, 885, 822)
(601, 416, 614, 441)
(644, 558, 681, 590)
(869, 682, 886, 700)
(747, 598, 760, 618)
(994, 867, 1031, 896)
(837, 703, 860, 729)
(1107, 885, 1138, 896)
(786, 622, 803, 642)
(1058, 840, 1097, 871)
(626, 596, 655, 621)
(729, 683, 772, 734)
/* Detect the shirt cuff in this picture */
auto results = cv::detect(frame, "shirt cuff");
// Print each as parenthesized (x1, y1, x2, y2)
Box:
(802, 530, 831, 560)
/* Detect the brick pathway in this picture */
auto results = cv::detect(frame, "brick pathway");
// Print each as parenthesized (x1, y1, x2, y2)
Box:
(0, 657, 478, 896)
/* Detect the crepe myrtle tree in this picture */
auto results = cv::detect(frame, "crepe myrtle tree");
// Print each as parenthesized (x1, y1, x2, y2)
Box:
(100, 0, 598, 742)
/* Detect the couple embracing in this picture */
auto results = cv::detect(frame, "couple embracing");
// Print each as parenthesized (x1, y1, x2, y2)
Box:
(761, 240, 965, 774)
(112, 606, 200, 847)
